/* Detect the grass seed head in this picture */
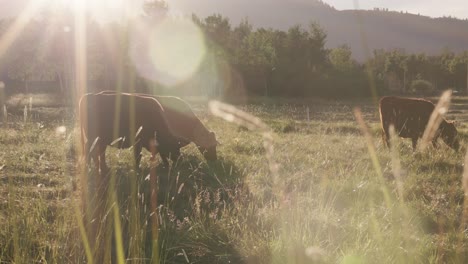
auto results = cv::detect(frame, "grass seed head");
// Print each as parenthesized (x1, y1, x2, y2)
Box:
(419, 90, 452, 151)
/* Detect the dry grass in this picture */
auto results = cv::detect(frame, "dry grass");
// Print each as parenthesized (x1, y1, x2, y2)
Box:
(1, 95, 468, 263)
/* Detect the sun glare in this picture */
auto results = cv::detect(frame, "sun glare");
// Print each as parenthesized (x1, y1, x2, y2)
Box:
(129, 16, 207, 87)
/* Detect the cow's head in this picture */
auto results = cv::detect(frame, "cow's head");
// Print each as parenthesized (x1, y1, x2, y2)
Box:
(441, 121, 460, 151)
(197, 131, 218, 161)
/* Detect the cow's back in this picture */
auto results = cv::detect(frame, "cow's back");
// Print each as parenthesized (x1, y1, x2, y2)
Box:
(93, 91, 213, 150)
(82, 93, 172, 149)
(379, 96, 435, 138)
(155, 96, 198, 144)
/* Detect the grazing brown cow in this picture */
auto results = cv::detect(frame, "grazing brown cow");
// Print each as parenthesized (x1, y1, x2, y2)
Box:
(79, 93, 180, 172)
(97, 91, 218, 161)
(379, 96, 460, 150)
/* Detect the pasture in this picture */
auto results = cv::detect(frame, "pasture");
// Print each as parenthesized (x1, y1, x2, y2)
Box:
(1, 94, 468, 263)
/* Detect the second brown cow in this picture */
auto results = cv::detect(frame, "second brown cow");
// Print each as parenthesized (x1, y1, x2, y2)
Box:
(379, 96, 460, 151)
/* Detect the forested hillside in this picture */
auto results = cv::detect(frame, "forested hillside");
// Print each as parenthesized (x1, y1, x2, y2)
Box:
(170, 0, 468, 61)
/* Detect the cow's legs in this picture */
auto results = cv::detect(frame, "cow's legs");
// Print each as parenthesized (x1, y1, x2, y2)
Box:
(158, 144, 172, 167)
(382, 122, 391, 148)
(82, 139, 91, 167)
(86, 137, 101, 172)
(382, 130, 390, 148)
(432, 134, 440, 148)
(159, 151, 170, 167)
(133, 143, 143, 170)
(170, 148, 181, 163)
(86, 143, 109, 261)
(145, 139, 170, 167)
(97, 144, 109, 176)
(88, 145, 100, 172)
(411, 138, 418, 150)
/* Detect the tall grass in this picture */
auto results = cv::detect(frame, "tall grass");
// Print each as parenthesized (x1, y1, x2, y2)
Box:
(1, 95, 468, 263)
(419, 90, 452, 151)
(2, 105, 6, 127)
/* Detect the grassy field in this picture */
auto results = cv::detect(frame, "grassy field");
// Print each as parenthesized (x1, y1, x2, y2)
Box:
(1, 94, 468, 263)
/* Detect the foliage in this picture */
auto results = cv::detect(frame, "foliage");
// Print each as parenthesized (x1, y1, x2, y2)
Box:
(142, 0, 168, 17)
(410, 79, 435, 95)
(0, 3, 467, 98)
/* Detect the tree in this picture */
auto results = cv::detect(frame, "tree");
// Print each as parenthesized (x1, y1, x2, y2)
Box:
(327, 45, 368, 97)
(6, 19, 56, 92)
(231, 18, 252, 64)
(329, 44, 354, 73)
(437, 49, 456, 89)
(368, 49, 390, 91)
(142, 0, 168, 18)
(448, 52, 468, 92)
(233, 18, 252, 42)
(200, 14, 232, 59)
(406, 54, 426, 82)
(307, 21, 328, 72)
(242, 29, 276, 95)
(384, 50, 407, 92)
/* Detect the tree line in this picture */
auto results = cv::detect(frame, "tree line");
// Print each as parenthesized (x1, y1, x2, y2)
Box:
(0, 4, 467, 100)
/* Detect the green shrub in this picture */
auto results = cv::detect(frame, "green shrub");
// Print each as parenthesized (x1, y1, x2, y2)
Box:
(410, 79, 435, 95)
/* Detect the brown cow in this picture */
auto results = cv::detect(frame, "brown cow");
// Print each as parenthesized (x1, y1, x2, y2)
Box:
(379, 96, 460, 150)
(97, 91, 218, 161)
(79, 93, 180, 172)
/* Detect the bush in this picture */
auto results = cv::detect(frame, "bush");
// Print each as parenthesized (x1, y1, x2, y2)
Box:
(410, 79, 434, 95)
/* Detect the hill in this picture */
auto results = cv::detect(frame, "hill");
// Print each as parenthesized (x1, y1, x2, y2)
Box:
(169, 0, 468, 60)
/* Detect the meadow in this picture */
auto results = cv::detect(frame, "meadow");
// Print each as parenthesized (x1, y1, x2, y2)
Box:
(1, 94, 468, 263)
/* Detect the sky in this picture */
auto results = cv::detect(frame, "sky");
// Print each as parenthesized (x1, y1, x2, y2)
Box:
(0, 0, 467, 20)
(322, 0, 468, 19)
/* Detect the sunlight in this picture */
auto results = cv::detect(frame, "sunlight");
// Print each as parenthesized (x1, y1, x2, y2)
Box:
(0, 0, 45, 58)
(130, 16, 206, 87)
(55, 125, 66, 135)
(56, 0, 134, 23)
(70, 0, 86, 12)
(73, 0, 87, 101)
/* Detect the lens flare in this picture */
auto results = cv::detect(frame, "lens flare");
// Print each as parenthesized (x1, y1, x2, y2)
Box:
(130, 17, 206, 87)
(55, 126, 67, 137)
